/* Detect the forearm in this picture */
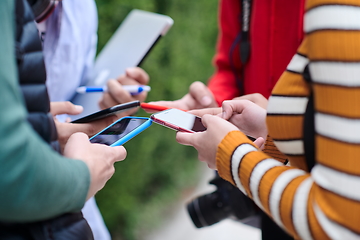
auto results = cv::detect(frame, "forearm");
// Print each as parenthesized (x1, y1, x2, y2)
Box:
(262, 135, 288, 164)
(216, 131, 315, 239)
(0, 126, 90, 221)
(217, 124, 360, 240)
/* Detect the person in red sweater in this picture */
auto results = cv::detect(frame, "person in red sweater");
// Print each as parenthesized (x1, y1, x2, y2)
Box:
(153, 0, 304, 109)
(150, 0, 305, 239)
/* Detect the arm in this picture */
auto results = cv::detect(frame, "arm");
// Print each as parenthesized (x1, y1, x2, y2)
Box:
(217, 2, 360, 239)
(0, 0, 86, 221)
(177, 1, 360, 239)
(207, 0, 242, 105)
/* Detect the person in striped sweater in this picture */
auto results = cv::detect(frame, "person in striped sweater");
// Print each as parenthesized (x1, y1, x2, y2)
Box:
(176, 1, 360, 239)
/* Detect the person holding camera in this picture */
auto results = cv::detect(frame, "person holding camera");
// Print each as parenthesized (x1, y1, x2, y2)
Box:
(175, 1, 360, 239)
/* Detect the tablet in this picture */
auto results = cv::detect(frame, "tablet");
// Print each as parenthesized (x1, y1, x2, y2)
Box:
(70, 9, 173, 120)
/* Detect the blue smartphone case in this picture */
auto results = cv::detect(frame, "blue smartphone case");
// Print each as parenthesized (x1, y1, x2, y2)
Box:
(89, 116, 152, 146)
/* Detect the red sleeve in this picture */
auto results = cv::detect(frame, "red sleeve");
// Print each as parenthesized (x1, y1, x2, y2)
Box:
(207, 0, 242, 106)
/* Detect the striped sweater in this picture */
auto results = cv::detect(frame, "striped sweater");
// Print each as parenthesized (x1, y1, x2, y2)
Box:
(216, 1, 360, 239)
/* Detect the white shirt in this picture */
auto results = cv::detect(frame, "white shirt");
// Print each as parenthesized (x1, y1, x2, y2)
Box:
(38, 1, 111, 239)
(42, 0, 98, 102)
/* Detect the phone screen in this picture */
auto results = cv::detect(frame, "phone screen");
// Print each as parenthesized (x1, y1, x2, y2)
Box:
(151, 109, 206, 132)
(90, 118, 148, 146)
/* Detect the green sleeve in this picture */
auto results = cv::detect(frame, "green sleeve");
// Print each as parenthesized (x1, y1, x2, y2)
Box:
(0, 0, 90, 222)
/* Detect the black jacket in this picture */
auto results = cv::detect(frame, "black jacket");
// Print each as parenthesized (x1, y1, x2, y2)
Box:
(15, 0, 57, 143)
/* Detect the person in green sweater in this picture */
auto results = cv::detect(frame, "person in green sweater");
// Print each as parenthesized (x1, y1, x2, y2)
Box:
(0, 0, 126, 222)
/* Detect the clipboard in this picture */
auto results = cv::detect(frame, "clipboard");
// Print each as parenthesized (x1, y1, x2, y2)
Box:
(70, 9, 173, 119)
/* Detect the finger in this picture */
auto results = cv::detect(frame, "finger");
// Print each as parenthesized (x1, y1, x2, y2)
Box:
(253, 137, 265, 149)
(207, 163, 217, 170)
(108, 145, 127, 162)
(188, 81, 217, 108)
(188, 107, 222, 117)
(175, 131, 194, 146)
(108, 78, 149, 103)
(201, 113, 234, 130)
(66, 132, 89, 145)
(98, 92, 119, 110)
(199, 114, 215, 128)
(107, 79, 133, 103)
(99, 80, 132, 109)
(51, 101, 83, 116)
(221, 100, 250, 120)
(124, 67, 149, 85)
(233, 93, 268, 109)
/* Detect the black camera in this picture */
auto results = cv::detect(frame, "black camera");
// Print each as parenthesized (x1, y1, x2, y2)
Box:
(186, 173, 258, 228)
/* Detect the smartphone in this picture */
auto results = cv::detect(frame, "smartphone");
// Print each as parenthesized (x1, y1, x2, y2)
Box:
(140, 102, 187, 112)
(71, 101, 140, 123)
(89, 116, 152, 146)
(150, 108, 206, 133)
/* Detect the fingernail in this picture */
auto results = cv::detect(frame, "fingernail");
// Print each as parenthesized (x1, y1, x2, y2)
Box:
(75, 105, 83, 112)
(221, 110, 226, 118)
(125, 68, 135, 75)
(201, 96, 212, 106)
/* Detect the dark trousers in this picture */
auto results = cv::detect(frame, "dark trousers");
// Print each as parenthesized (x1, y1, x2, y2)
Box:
(261, 211, 294, 240)
(0, 212, 94, 240)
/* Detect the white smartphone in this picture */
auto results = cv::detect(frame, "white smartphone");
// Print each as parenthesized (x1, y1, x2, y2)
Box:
(150, 108, 206, 133)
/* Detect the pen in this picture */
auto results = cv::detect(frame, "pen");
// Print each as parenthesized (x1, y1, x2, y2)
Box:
(76, 85, 151, 95)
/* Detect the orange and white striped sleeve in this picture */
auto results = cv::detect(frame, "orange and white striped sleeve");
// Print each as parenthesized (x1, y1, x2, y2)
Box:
(216, 1, 360, 239)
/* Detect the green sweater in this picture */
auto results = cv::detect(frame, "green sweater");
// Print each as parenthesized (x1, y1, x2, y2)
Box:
(0, 0, 90, 222)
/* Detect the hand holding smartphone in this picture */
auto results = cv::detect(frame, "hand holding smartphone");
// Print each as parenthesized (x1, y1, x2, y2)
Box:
(150, 108, 206, 133)
(89, 116, 152, 146)
(150, 108, 257, 142)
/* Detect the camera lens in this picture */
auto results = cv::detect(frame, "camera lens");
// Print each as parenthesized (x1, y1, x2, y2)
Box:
(186, 191, 232, 228)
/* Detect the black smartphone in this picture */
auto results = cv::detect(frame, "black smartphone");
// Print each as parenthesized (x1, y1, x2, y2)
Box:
(71, 100, 140, 123)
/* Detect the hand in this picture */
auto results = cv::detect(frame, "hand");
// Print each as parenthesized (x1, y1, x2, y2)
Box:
(146, 81, 217, 112)
(176, 114, 239, 169)
(187, 107, 222, 117)
(221, 100, 268, 140)
(51, 102, 117, 152)
(63, 132, 127, 200)
(98, 67, 149, 116)
(232, 93, 268, 109)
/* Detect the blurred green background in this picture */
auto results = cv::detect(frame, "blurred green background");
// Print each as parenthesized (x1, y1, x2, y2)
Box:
(94, 1, 219, 239)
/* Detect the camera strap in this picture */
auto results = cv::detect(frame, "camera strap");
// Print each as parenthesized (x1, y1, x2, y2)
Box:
(240, 0, 251, 65)
(231, 0, 252, 94)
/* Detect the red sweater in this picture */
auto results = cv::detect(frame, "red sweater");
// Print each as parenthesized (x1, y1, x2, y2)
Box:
(208, 0, 305, 105)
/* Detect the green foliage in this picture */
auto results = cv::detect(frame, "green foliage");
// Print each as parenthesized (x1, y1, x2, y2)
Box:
(94, 1, 218, 239)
